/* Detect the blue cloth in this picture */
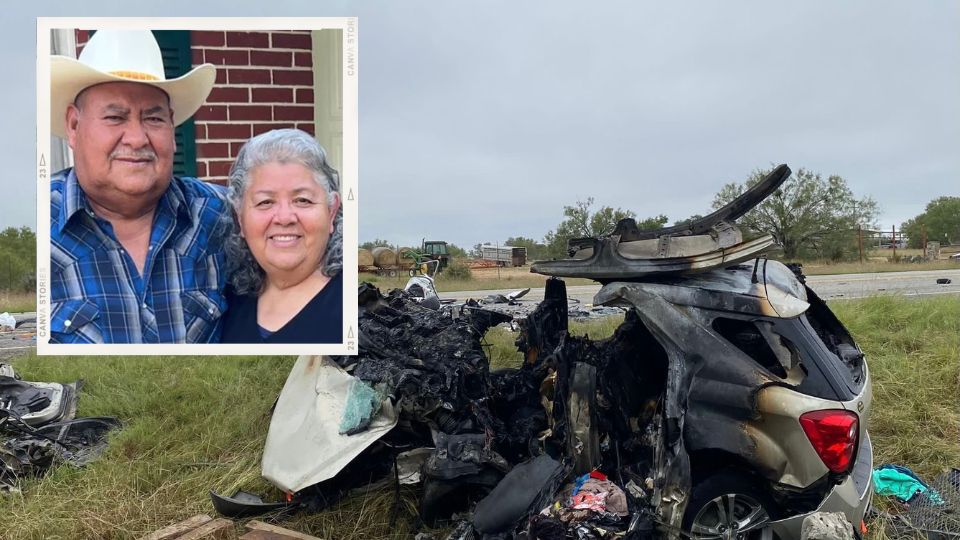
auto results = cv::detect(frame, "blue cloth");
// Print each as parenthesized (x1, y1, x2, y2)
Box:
(49, 168, 232, 344)
(872, 465, 943, 504)
(571, 473, 590, 496)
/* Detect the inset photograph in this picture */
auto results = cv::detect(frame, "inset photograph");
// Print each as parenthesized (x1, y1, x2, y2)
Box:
(37, 18, 358, 354)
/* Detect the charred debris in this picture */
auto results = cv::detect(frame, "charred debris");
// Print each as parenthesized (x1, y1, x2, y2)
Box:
(0, 364, 120, 494)
(214, 164, 808, 537)
(275, 280, 677, 539)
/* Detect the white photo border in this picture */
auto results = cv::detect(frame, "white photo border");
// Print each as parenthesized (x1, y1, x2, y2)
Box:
(36, 17, 359, 356)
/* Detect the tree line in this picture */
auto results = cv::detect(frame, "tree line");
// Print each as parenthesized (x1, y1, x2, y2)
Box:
(0, 227, 36, 291)
(498, 167, 888, 262)
(362, 166, 955, 264)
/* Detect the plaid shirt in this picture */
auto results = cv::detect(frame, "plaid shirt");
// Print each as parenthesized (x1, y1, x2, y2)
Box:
(49, 168, 232, 344)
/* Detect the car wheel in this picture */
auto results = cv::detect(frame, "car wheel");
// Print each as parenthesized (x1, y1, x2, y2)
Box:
(683, 471, 779, 540)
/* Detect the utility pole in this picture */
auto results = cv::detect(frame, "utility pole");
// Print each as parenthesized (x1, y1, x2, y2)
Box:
(892, 225, 897, 259)
(858, 225, 864, 264)
(496, 241, 502, 280)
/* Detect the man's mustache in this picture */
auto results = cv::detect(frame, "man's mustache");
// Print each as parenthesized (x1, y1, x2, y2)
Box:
(109, 149, 157, 161)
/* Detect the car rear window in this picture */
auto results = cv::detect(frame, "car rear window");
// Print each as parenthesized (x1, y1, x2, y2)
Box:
(711, 317, 793, 378)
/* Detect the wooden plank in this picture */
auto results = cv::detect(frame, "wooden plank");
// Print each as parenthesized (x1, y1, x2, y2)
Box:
(240, 531, 298, 540)
(244, 521, 324, 540)
(139, 515, 213, 540)
(174, 518, 235, 540)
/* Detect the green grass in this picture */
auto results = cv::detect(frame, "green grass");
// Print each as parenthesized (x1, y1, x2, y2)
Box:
(0, 297, 957, 538)
(831, 296, 960, 540)
(829, 296, 960, 479)
(802, 259, 959, 276)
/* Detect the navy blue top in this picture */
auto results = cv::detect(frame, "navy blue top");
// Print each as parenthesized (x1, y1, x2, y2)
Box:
(221, 272, 343, 344)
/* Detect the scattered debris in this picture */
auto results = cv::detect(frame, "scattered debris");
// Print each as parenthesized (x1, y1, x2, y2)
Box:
(481, 288, 531, 305)
(873, 468, 960, 539)
(0, 364, 119, 493)
(0, 313, 38, 359)
(937, 278, 952, 285)
(568, 305, 626, 321)
(0, 313, 15, 333)
(210, 490, 296, 519)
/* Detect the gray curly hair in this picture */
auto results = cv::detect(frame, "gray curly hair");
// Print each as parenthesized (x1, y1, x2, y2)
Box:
(225, 128, 343, 295)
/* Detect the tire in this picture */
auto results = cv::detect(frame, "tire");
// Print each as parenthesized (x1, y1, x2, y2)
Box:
(682, 470, 779, 540)
(388, 269, 398, 277)
(408, 269, 416, 277)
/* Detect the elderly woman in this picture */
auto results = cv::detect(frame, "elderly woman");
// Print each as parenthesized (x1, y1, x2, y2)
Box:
(220, 129, 343, 343)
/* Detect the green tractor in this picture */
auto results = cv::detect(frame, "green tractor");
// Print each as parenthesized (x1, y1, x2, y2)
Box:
(403, 240, 450, 276)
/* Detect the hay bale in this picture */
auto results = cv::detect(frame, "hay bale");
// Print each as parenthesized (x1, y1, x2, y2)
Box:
(358, 248, 374, 267)
(371, 247, 397, 268)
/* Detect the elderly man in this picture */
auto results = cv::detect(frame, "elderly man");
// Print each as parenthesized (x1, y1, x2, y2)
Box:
(49, 30, 231, 344)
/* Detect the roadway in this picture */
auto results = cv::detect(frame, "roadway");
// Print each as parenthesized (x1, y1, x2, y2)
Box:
(440, 268, 960, 305)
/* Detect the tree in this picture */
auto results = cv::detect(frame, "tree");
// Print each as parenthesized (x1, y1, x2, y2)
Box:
(447, 243, 468, 258)
(635, 214, 670, 231)
(673, 214, 704, 227)
(901, 196, 960, 248)
(0, 227, 36, 291)
(359, 238, 390, 251)
(712, 167, 877, 260)
(543, 198, 667, 258)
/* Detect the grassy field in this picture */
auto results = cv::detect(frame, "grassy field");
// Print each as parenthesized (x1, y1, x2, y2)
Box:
(0, 290, 35, 313)
(0, 295, 958, 538)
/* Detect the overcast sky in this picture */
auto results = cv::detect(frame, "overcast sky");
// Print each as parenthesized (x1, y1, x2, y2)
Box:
(4, 1, 958, 250)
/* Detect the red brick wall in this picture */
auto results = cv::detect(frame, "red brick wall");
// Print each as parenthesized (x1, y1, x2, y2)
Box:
(192, 30, 315, 185)
(73, 29, 316, 185)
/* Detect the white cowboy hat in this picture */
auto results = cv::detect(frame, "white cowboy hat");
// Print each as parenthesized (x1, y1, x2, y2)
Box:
(50, 29, 216, 138)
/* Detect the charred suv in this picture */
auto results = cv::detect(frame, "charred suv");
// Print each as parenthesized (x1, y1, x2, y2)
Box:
(527, 259, 873, 539)
(212, 164, 871, 540)
(529, 164, 872, 538)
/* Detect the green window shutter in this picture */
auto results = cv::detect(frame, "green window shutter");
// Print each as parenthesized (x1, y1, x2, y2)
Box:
(153, 30, 197, 178)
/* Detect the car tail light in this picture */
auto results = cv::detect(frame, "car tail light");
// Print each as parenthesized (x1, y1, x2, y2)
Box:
(799, 409, 858, 473)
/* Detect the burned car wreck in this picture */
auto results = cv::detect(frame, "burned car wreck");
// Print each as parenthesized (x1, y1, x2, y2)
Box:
(0, 364, 120, 494)
(215, 165, 873, 539)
